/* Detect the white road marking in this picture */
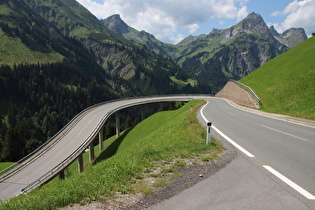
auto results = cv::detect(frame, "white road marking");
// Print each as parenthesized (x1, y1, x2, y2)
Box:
(227, 111, 235, 116)
(222, 98, 315, 129)
(200, 101, 255, 158)
(263, 165, 315, 200)
(76, 131, 82, 138)
(201, 99, 315, 200)
(261, 124, 308, 141)
(88, 119, 93, 124)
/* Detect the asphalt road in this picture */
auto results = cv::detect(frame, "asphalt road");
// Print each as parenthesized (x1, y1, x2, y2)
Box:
(1, 96, 314, 208)
(204, 98, 315, 197)
(152, 97, 315, 209)
(0, 96, 192, 201)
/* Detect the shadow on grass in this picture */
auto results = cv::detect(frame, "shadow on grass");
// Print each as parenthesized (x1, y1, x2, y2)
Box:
(93, 127, 133, 165)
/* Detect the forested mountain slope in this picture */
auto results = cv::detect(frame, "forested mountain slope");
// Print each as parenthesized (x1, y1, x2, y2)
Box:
(23, 0, 183, 95)
(0, 0, 189, 162)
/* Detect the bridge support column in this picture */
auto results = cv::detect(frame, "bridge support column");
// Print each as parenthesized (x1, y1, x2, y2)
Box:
(89, 142, 95, 162)
(99, 127, 104, 152)
(78, 153, 84, 173)
(116, 111, 120, 138)
(141, 105, 146, 121)
(58, 170, 65, 180)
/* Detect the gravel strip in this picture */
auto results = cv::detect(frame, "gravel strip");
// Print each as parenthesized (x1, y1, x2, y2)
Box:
(126, 131, 238, 209)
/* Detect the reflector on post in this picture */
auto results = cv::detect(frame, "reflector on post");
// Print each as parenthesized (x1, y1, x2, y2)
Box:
(206, 122, 212, 144)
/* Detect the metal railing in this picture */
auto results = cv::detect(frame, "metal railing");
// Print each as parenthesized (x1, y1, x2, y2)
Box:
(229, 79, 261, 105)
(0, 95, 198, 194)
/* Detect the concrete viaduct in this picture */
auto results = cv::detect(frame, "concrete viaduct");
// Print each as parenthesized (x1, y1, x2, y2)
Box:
(0, 96, 201, 201)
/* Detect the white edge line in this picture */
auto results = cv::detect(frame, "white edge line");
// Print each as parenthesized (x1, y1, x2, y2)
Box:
(261, 124, 308, 141)
(200, 101, 255, 158)
(263, 165, 315, 200)
(200, 99, 315, 200)
(221, 98, 315, 129)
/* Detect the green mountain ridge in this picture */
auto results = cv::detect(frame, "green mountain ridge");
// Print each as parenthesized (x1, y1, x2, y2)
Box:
(102, 13, 307, 88)
(0, 0, 64, 63)
(24, 0, 191, 95)
(1, 0, 191, 96)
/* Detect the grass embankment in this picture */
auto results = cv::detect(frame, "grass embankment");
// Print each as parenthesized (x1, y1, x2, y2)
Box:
(0, 163, 15, 174)
(240, 36, 315, 120)
(0, 100, 222, 209)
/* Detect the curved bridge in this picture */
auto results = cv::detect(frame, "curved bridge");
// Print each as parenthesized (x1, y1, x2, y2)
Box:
(0, 96, 201, 201)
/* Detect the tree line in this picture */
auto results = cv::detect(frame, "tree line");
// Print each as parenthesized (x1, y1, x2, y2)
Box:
(0, 62, 117, 162)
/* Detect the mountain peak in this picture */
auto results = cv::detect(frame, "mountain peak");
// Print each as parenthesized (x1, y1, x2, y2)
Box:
(240, 12, 269, 34)
(246, 12, 263, 20)
(271, 27, 307, 48)
(101, 14, 129, 36)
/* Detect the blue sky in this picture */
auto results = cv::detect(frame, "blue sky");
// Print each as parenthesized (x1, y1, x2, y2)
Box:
(77, 0, 315, 43)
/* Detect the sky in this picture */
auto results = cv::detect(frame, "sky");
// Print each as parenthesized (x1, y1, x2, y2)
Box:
(76, 0, 315, 44)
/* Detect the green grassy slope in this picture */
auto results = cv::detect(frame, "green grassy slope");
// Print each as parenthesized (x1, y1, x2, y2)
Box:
(0, 31, 63, 64)
(25, 0, 129, 45)
(1, 101, 222, 209)
(0, 162, 14, 172)
(240, 36, 315, 120)
(0, 0, 64, 65)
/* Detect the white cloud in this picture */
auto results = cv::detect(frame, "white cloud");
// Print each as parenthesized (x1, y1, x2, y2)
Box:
(185, 24, 199, 34)
(76, 0, 248, 43)
(271, 0, 315, 37)
(237, 5, 248, 21)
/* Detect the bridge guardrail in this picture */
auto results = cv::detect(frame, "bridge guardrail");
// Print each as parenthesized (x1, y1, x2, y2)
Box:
(1, 95, 211, 180)
(229, 79, 261, 105)
(16, 95, 201, 193)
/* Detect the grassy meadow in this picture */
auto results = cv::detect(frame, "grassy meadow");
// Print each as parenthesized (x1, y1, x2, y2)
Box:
(240, 36, 315, 120)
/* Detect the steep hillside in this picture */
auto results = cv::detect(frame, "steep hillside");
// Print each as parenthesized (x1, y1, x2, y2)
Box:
(240, 36, 315, 120)
(24, 0, 182, 95)
(23, 0, 126, 43)
(0, 0, 64, 64)
(0, 0, 186, 162)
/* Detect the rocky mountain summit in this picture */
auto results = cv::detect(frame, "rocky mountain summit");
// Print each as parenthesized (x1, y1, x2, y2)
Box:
(101, 15, 175, 56)
(100, 14, 129, 36)
(102, 12, 307, 88)
(270, 26, 307, 48)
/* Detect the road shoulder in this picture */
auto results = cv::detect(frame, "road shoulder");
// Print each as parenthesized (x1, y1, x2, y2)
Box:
(149, 153, 311, 210)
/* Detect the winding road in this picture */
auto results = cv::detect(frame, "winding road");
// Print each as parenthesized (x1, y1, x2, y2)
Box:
(152, 97, 315, 209)
(202, 98, 315, 199)
(0, 96, 192, 201)
(1, 96, 314, 209)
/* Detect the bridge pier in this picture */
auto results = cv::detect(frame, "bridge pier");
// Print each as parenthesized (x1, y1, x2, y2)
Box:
(58, 170, 65, 180)
(116, 111, 120, 138)
(89, 141, 95, 162)
(141, 105, 146, 121)
(78, 153, 84, 173)
(99, 127, 104, 152)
